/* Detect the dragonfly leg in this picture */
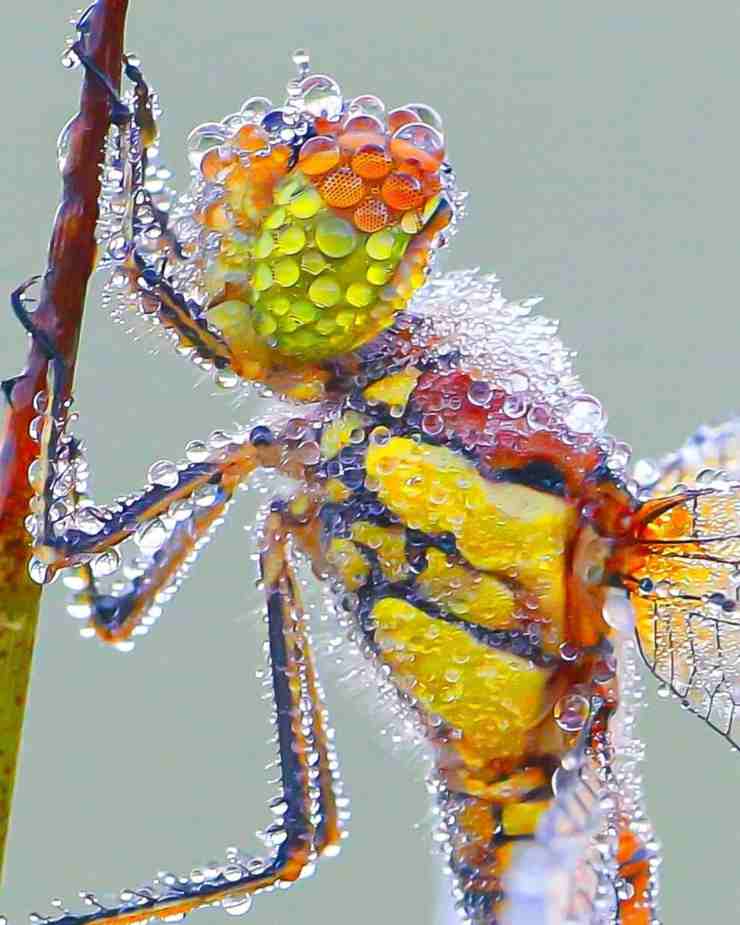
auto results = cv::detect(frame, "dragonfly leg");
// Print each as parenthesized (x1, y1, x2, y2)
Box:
(42, 500, 342, 924)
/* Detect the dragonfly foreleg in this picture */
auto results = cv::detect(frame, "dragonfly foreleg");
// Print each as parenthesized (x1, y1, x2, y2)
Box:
(41, 496, 343, 923)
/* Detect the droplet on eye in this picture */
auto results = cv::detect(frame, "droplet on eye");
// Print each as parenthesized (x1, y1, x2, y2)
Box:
(298, 135, 341, 176)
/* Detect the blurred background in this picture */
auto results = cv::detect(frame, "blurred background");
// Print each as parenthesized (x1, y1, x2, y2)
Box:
(1, 1, 739, 922)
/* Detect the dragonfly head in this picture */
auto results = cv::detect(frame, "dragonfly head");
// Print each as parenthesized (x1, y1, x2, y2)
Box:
(191, 53, 461, 394)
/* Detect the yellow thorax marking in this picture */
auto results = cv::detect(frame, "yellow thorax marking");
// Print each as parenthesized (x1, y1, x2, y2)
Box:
(371, 598, 553, 758)
(365, 437, 577, 647)
(362, 368, 421, 412)
(319, 410, 368, 460)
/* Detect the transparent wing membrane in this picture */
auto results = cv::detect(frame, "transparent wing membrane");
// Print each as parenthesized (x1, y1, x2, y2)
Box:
(629, 417, 740, 748)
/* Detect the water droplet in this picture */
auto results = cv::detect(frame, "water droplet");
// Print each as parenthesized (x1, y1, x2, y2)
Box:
(76, 506, 106, 535)
(57, 116, 75, 173)
(148, 459, 180, 489)
(554, 693, 591, 732)
(467, 380, 492, 407)
(216, 369, 240, 390)
(348, 94, 385, 121)
(240, 97, 273, 123)
(602, 588, 635, 635)
(135, 518, 168, 551)
(28, 558, 52, 585)
(222, 895, 253, 916)
(292, 48, 311, 78)
(299, 75, 342, 120)
(187, 122, 228, 170)
(91, 548, 121, 578)
(193, 484, 219, 508)
(564, 396, 604, 434)
(67, 602, 93, 620)
(185, 440, 209, 463)
(61, 47, 80, 69)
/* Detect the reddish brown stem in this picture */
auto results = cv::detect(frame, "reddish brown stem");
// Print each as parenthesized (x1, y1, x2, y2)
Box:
(0, 0, 130, 879)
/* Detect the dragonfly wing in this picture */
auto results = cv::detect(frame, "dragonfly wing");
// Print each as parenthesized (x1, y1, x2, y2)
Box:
(629, 416, 740, 748)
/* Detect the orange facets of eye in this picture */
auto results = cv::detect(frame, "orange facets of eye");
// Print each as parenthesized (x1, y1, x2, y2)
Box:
(388, 108, 419, 132)
(232, 124, 270, 152)
(389, 138, 444, 172)
(202, 201, 231, 231)
(270, 145, 293, 167)
(351, 143, 393, 180)
(200, 148, 237, 181)
(321, 167, 366, 208)
(381, 172, 424, 210)
(353, 197, 390, 232)
(298, 135, 342, 176)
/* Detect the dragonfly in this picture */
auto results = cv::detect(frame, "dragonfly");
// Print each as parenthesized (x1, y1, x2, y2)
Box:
(10, 15, 740, 925)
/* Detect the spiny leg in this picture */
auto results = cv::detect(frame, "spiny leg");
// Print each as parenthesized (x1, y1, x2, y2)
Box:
(260, 503, 343, 857)
(42, 501, 343, 924)
(87, 39, 237, 371)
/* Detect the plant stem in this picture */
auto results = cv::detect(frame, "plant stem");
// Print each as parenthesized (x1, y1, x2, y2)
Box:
(0, 0, 130, 880)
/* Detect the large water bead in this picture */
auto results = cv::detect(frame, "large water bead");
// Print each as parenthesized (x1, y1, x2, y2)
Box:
(321, 167, 366, 208)
(273, 257, 301, 287)
(287, 186, 323, 219)
(276, 224, 307, 255)
(308, 274, 343, 307)
(315, 215, 359, 258)
(353, 197, 390, 233)
(298, 135, 342, 176)
(381, 172, 425, 211)
(351, 143, 394, 180)
(390, 122, 445, 172)
(365, 229, 397, 261)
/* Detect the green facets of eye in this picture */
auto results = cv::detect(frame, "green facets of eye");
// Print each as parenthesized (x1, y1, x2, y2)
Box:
(276, 224, 306, 255)
(252, 262, 274, 291)
(346, 281, 375, 308)
(301, 248, 328, 275)
(288, 186, 322, 219)
(367, 262, 393, 286)
(264, 206, 288, 230)
(291, 300, 319, 324)
(254, 231, 275, 260)
(267, 295, 291, 316)
(309, 274, 342, 308)
(252, 305, 278, 336)
(365, 228, 396, 261)
(273, 257, 301, 287)
(274, 176, 303, 205)
(315, 216, 359, 259)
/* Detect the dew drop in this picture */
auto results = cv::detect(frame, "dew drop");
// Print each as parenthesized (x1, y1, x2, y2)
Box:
(91, 548, 121, 578)
(300, 74, 342, 120)
(292, 48, 310, 78)
(467, 380, 493, 408)
(193, 484, 219, 507)
(28, 558, 52, 585)
(222, 894, 253, 916)
(148, 459, 180, 489)
(135, 518, 168, 551)
(56, 116, 75, 173)
(185, 440, 209, 463)
(564, 396, 604, 434)
(554, 693, 591, 732)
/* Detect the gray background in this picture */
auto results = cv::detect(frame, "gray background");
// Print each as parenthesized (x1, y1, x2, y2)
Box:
(1, 1, 739, 922)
